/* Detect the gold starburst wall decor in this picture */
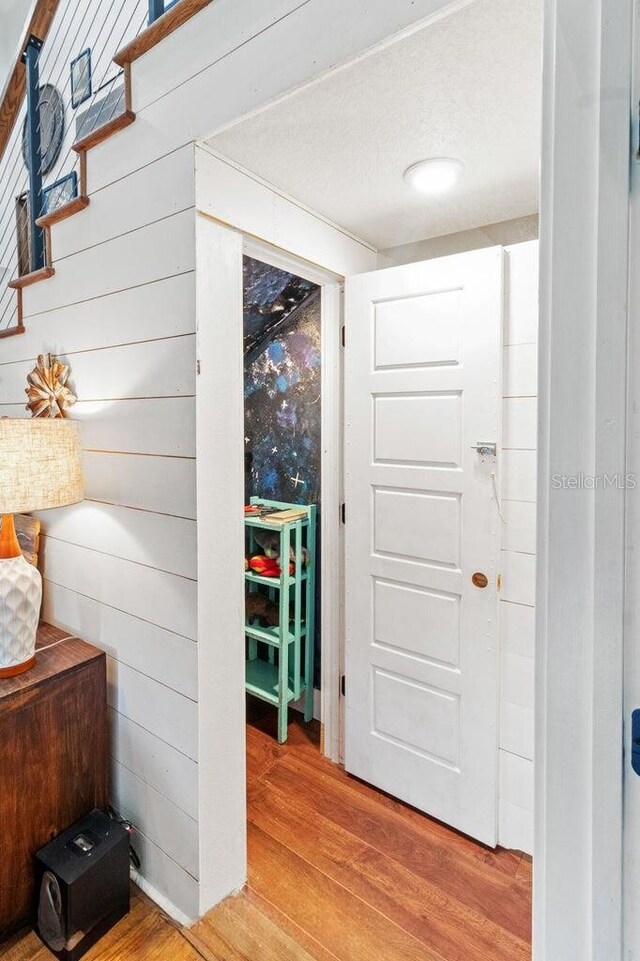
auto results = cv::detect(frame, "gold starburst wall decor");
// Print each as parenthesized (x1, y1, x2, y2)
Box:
(25, 353, 77, 418)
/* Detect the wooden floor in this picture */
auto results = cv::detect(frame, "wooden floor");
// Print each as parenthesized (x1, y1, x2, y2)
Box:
(190, 710, 532, 961)
(2, 886, 202, 961)
(5, 710, 531, 961)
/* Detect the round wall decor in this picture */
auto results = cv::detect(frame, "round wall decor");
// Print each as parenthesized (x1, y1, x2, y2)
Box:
(21, 84, 65, 176)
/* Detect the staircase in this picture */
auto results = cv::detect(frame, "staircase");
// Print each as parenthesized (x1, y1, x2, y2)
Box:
(0, 0, 213, 340)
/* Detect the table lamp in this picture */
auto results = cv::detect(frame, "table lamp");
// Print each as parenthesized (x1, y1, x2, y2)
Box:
(0, 418, 84, 677)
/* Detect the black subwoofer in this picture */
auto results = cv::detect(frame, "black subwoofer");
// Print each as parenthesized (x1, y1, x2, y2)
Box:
(35, 809, 130, 961)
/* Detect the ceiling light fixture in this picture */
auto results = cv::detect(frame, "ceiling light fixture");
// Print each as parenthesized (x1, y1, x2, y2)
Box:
(403, 158, 464, 196)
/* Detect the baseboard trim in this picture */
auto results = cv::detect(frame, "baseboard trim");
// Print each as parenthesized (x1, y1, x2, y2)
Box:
(130, 867, 197, 927)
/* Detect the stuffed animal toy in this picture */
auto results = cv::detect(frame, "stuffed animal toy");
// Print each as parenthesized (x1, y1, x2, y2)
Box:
(249, 555, 279, 577)
(249, 555, 294, 578)
(245, 592, 279, 626)
(252, 529, 309, 567)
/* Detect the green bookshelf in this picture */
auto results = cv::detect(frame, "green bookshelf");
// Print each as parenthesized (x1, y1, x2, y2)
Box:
(245, 497, 317, 742)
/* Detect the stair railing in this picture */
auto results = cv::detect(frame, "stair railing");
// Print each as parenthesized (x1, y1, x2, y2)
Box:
(148, 0, 179, 24)
(0, 0, 151, 336)
(22, 36, 46, 274)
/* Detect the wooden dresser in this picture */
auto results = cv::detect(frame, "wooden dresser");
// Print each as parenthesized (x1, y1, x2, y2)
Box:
(0, 623, 107, 937)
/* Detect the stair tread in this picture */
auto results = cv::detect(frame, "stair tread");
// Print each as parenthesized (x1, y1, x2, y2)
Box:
(114, 0, 215, 66)
(8, 266, 55, 289)
(36, 195, 89, 229)
(72, 109, 135, 153)
(0, 324, 25, 339)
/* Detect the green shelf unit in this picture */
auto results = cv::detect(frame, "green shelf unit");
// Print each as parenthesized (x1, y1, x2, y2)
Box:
(245, 569, 309, 588)
(245, 658, 306, 706)
(245, 621, 306, 647)
(245, 497, 317, 743)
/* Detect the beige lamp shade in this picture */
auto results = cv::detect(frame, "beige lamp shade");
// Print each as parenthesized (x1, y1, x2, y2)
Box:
(0, 418, 84, 514)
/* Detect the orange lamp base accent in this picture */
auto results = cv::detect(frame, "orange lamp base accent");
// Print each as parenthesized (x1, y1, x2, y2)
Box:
(0, 514, 22, 559)
(0, 654, 36, 678)
(0, 515, 38, 678)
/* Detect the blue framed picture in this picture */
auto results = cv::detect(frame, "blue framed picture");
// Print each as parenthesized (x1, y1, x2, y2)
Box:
(43, 171, 78, 214)
(70, 49, 92, 109)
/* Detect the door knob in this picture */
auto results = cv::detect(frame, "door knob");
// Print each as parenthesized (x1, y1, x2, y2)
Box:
(472, 572, 488, 588)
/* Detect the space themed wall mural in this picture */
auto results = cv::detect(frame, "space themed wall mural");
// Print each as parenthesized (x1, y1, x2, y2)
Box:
(243, 255, 322, 683)
(243, 256, 321, 505)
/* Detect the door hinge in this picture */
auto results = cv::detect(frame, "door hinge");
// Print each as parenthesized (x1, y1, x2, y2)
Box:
(341, 325, 346, 348)
(497, 573, 501, 591)
(340, 675, 346, 697)
(196, 359, 201, 375)
(340, 503, 346, 524)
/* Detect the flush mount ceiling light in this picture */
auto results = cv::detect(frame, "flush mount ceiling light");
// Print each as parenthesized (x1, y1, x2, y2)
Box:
(403, 158, 464, 196)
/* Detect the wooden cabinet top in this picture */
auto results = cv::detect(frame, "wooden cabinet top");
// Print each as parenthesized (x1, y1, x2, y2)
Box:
(0, 622, 105, 705)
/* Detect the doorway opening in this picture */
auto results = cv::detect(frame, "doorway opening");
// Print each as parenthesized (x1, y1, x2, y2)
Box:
(195, 0, 540, 955)
(242, 253, 322, 743)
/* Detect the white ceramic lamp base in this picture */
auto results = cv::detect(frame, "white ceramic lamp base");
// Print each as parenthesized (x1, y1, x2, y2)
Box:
(0, 553, 42, 677)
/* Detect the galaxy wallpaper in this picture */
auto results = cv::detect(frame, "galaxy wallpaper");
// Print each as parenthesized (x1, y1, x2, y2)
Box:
(243, 255, 322, 684)
(243, 256, 321, 505)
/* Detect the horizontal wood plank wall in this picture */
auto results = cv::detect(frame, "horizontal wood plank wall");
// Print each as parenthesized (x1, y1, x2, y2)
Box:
(499, 240, 538, 855)
(0, 0, 466, 922)
(0, 141, 199, 918)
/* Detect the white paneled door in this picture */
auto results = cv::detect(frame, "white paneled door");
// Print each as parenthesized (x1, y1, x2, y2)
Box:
(344, 248, 504, 845)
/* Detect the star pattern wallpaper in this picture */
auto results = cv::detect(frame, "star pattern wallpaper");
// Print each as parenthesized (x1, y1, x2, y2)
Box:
(243, 256, 321, 507)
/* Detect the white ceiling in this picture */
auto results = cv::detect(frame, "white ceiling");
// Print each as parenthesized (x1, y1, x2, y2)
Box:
(208, 0, 542, 251)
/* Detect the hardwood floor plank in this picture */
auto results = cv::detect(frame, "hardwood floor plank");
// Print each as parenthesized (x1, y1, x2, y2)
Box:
(183, 921, 246, 961)
(2, 887, 203, 961)
(193, 893, 328, 961)
(248, 823, 447, 961)
(516, 855, 533, 883)
(244, 889, 341, 961)
(6, 716, 531, 961)
(245, 723, 285, 782)
(260, 754, 531, 942)
(249, 716, 522, 878)
(248, 778, 529, 961)
(324, 766, 522, 878)
(1, 930, 49, 961)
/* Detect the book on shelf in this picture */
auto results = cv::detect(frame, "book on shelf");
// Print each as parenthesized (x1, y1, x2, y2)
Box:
(261, 507, 307, 525)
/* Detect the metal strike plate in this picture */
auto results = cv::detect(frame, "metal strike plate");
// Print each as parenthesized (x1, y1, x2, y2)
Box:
(472, 441, 497, 458)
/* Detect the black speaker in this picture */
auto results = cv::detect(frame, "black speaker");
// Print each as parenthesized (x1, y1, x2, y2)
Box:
(35, 809, 130, 961)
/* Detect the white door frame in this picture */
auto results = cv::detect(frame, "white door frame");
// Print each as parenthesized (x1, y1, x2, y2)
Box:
(194, 144, 377, 767)
(242, 233, 344, 759)
(624, 4, 640, 956)
(535, 0, 632, 958)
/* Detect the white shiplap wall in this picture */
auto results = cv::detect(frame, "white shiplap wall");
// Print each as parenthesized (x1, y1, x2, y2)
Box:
(0, 0, 537, 921)
(0, 141, 199, 918)
(500, 240, 538, 854)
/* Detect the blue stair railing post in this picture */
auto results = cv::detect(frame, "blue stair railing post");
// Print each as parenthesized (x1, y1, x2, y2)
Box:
(148, 0, 165, 24)
(22, 35, 45, 273)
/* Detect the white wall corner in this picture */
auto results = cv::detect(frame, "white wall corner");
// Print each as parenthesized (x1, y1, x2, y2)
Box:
(195, 211, 247, 917)
(536, 0, 632, 958)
